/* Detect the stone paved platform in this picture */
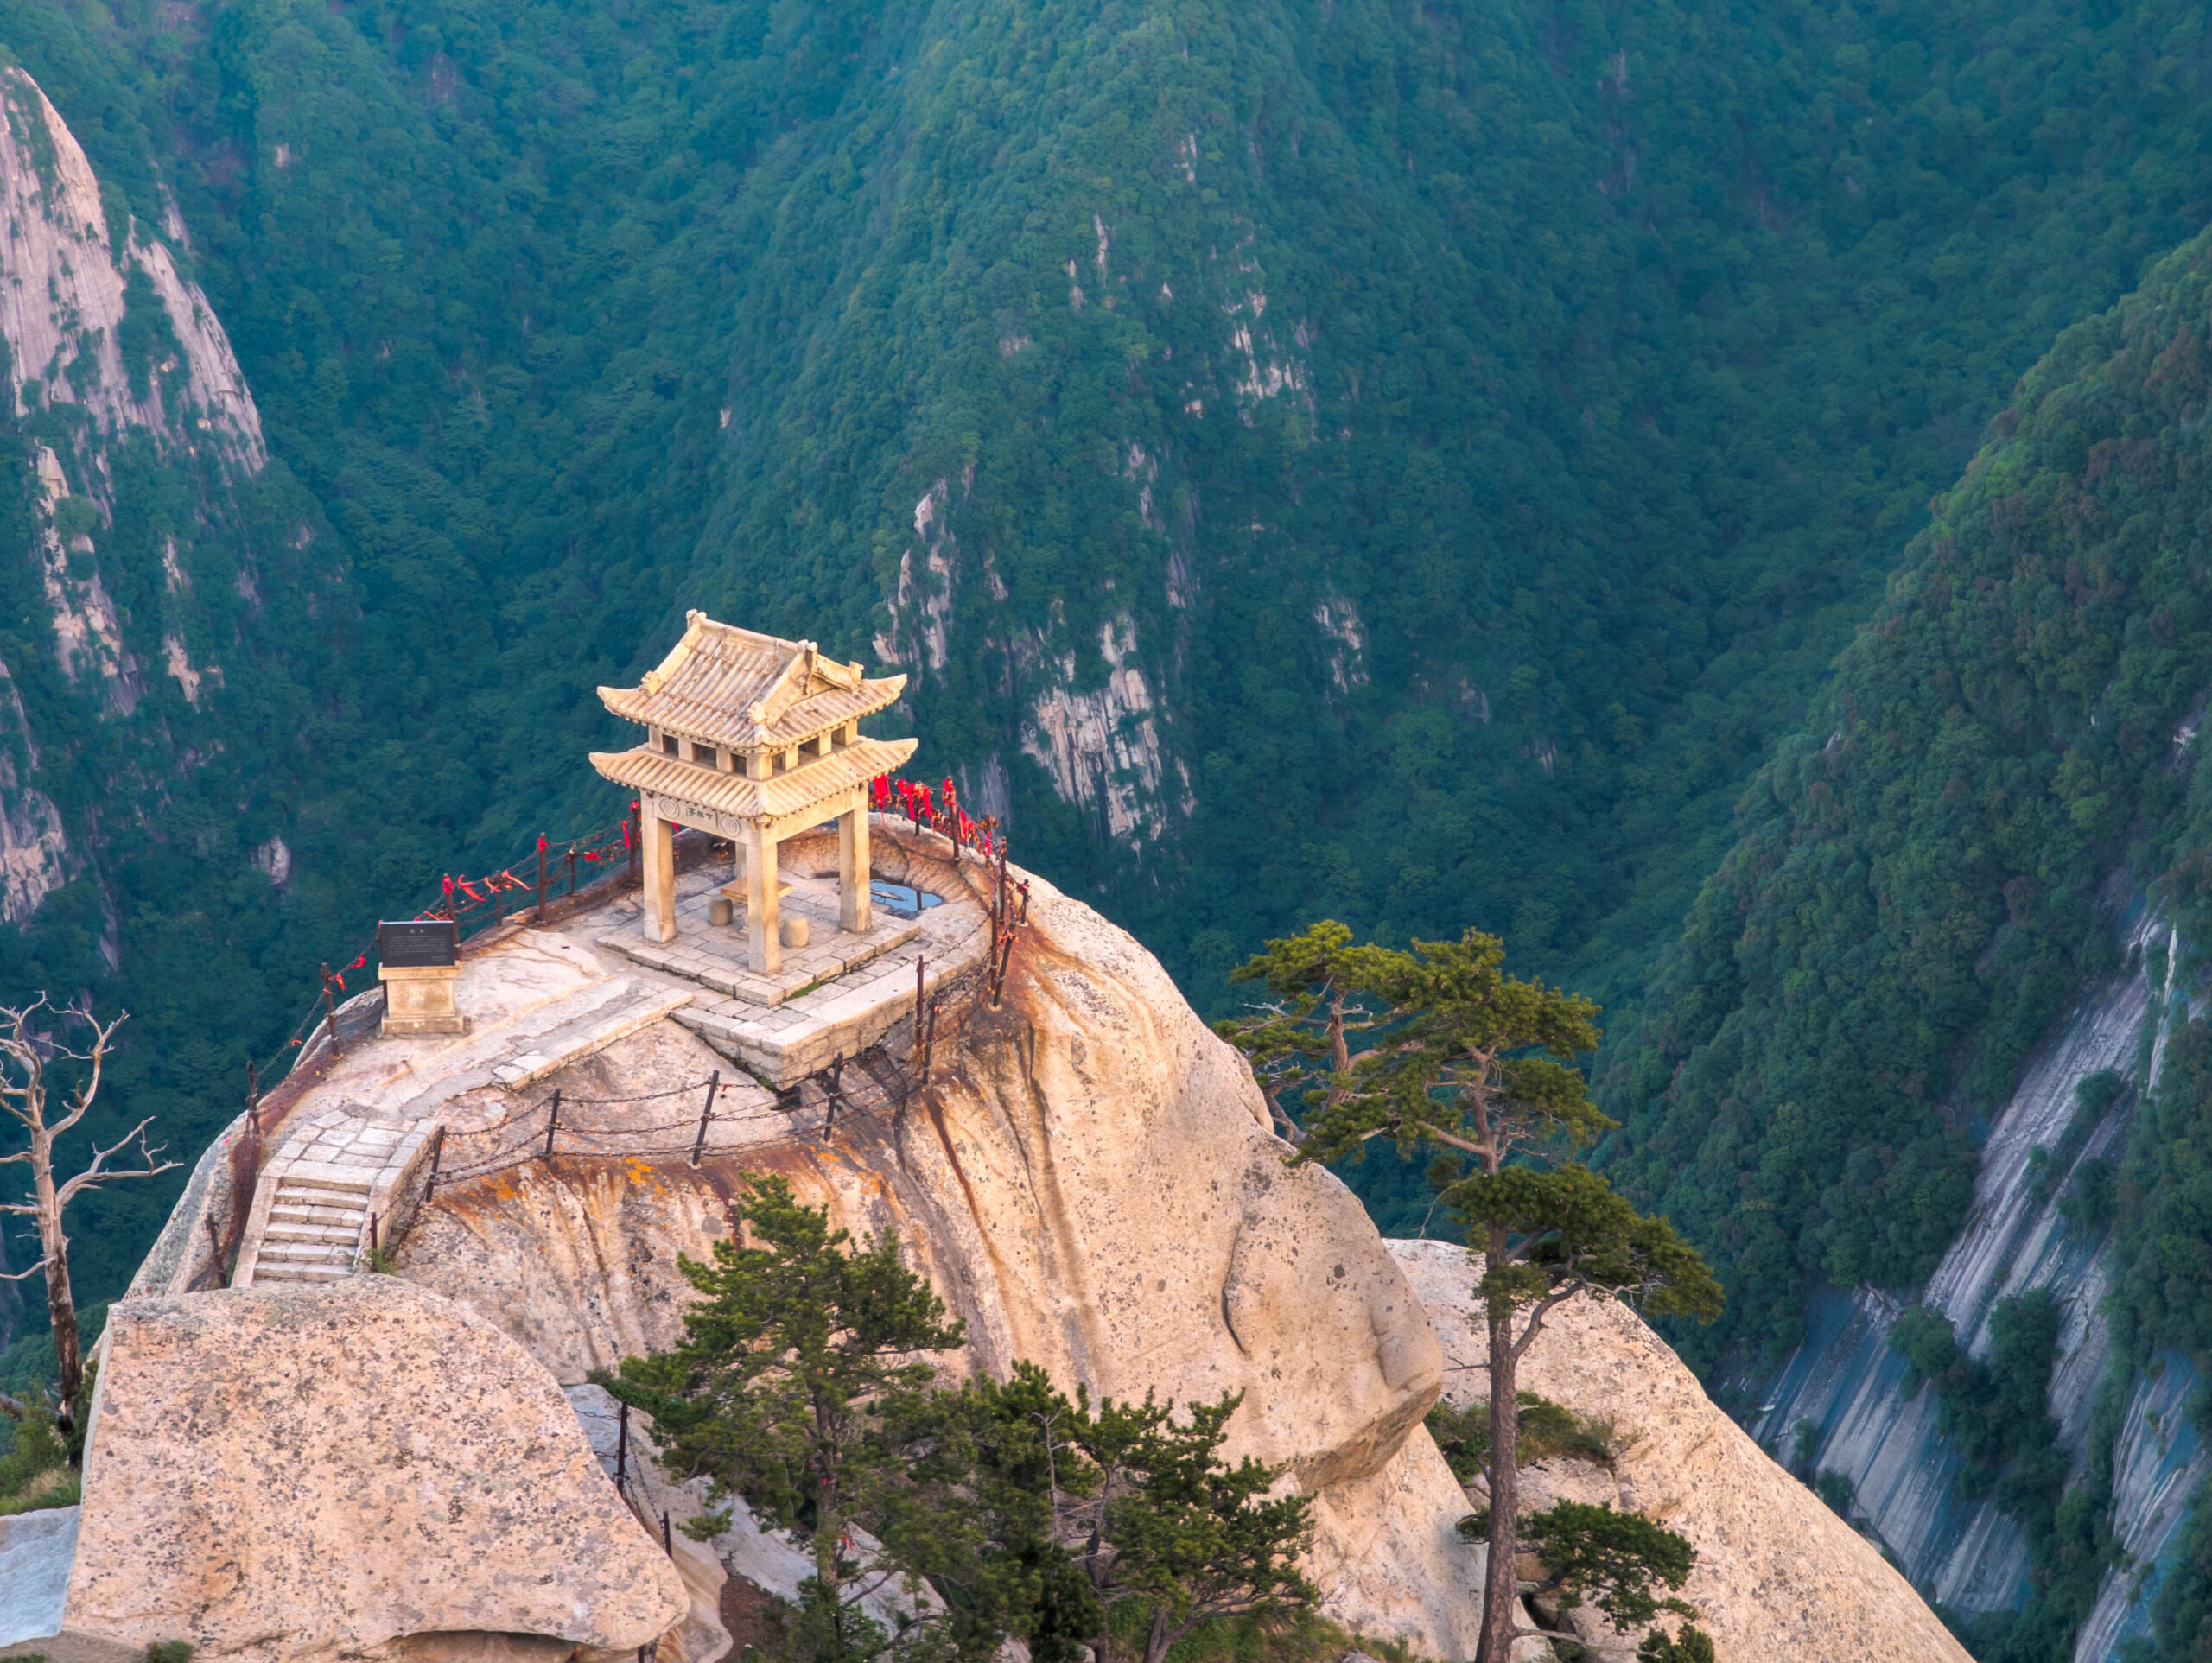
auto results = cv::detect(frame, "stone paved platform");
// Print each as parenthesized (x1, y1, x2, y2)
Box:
(588, 858, 991, 1086)
(156, 822, 998, 1297)
(597, 869, 920, 1006)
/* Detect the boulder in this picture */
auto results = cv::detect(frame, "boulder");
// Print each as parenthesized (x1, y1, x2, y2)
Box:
(61, 1275, 686, 1661)
(0, 1506, 78, 1649)
(1390, 1238, 1974, 1662)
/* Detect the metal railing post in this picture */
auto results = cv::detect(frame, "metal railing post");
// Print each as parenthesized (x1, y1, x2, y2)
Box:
(690, 1070, 720, 1166)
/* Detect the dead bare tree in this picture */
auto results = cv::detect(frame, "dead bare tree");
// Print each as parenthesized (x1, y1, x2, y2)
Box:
(0, 998, 175, 1435)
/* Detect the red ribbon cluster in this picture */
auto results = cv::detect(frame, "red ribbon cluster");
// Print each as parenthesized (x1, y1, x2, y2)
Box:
(872, 774, 1001, 857)
(441, 869, 533, 910)
(267, 809, 642, 1074)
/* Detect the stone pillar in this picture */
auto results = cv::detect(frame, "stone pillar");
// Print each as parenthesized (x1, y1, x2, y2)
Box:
(746, 823, 781, 974)
(838, 788, 871, 935)
(640, 799, 677, 943)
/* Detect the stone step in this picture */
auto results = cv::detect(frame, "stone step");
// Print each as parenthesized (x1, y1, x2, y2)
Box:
(276, 1171, 377, 1198)
(270, 1188, 366, 1211)
(264, 1213, 359, 1234)
(268, 1203, 366, 1228)
(271, 1184, 368, 1207)
(258, 1241, 357, 1264)
(264, 1222, 362, 1245)
(233, 1111, 435, 1289)
(253, 1262, 354, 1284)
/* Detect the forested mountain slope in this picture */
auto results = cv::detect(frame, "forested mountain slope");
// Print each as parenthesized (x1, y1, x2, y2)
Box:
(3, 0, 2212, 1306)
(1603, 229, 2212, 1368)
(0, 55, 354, 1311)
(1601, 230, 2212, 1661)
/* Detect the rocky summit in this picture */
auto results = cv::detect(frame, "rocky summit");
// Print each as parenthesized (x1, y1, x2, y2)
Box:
(0, 818, 1961, 1661)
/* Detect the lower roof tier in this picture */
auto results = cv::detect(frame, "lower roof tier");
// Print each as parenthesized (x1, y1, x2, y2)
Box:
(588, 734, 918, 826)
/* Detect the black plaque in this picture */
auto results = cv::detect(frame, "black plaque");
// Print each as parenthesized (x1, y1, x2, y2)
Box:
(378, 919, 459, 968)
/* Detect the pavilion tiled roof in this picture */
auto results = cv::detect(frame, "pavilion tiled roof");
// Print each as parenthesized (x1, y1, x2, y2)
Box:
(599, 613, 906, 752)
(589, 736, 918, 824)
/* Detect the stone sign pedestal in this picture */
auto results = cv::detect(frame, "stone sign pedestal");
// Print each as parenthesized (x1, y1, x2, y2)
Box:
(380, 965, 467, 1036)
(377, 918, 467, 1036)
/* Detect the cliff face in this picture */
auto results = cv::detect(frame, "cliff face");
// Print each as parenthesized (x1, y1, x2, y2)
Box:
(396, 842, 1484, 1656)
(1750, 916, 2210, 1661)
(0, 66, 309, 945)
(63, 830, 1987, 1661)
(1392, 1239, 1975, 1663)
(0, 69, 264, 471)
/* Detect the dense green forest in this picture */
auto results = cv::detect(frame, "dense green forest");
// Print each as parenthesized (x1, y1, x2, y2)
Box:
(3, 0, 2212, 1654)
(5, 0, 2212, 1315)
(1602, 229, 2212, 1661)
(1602, 229, 2212, 1365)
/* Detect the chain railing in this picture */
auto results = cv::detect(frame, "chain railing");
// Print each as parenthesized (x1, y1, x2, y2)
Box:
(227, 781, 1031, 1213)
(424, 1058, 890, 1190)
(245, 809, 646, 1101)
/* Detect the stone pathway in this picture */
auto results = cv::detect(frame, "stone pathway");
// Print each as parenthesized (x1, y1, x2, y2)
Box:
(233, 1108, 436, 1286)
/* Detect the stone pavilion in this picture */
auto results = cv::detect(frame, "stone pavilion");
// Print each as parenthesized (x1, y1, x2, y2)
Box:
(588, 613, 918, 974)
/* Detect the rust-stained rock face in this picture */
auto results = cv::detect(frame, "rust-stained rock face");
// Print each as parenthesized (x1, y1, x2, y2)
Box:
(401, 852, 1481, 1655)
(63, 1276, 686, 1661)
(1392, 1238, 1976, 1662)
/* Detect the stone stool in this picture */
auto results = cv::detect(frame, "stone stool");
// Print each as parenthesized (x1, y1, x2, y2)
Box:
(708, 895, 734, 927)
(780, 915, 810, 949)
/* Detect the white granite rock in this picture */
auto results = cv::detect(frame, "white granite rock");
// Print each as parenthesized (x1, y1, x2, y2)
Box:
(0, 1504, 78, 1648)
(403, 847, 1482, 1656)
(1391, 1238, 1974, 1661)
(62, 1275, 686, 1660)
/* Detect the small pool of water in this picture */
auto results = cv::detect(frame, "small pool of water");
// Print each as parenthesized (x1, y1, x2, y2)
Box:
(870, 881, 944, 920)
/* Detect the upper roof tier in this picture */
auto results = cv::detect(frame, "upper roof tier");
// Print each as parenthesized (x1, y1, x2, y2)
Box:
(599, 613, 906, 752)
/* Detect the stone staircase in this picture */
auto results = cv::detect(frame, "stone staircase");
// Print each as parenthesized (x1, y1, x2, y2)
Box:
(253, 1169, 377, 1285)
(234, 1109, 436, 1287)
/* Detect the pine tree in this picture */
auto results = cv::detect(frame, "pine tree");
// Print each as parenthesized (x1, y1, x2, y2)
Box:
(601, 1175, 969, 1663)
(914, 1364, 1317, 1663)
(1231, 927, 1721, 1663)
(1213, 921, 1394, 1145)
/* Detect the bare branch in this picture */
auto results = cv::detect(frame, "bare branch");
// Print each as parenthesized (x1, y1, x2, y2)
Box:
(44, 1005, 127, 1144)
(0, 1254, 50, 1280)
(1424, 1127, 1487, 1157)
(53, 1117, 178, 1209)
